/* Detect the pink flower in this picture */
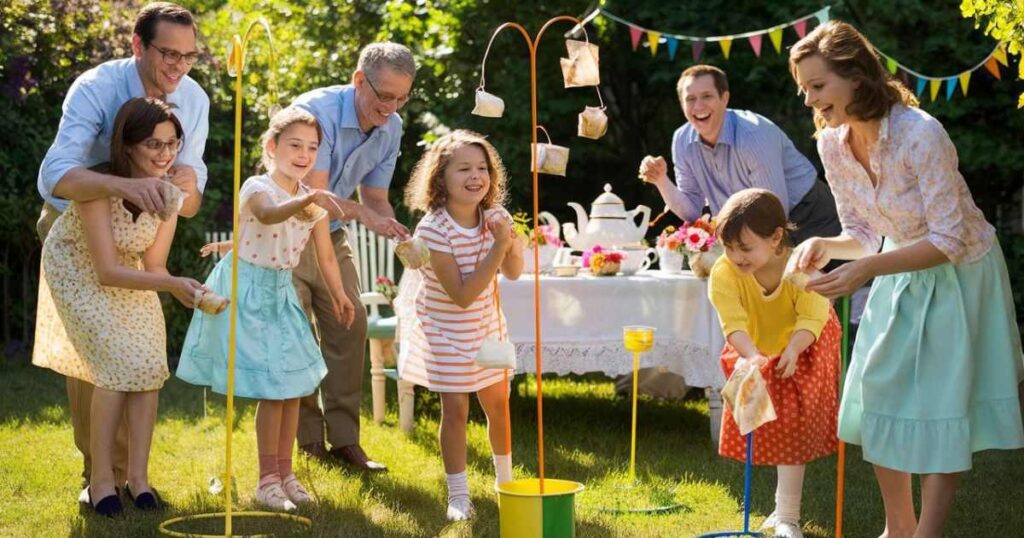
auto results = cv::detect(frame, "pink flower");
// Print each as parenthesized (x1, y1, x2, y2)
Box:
(684, 227, 710, 252)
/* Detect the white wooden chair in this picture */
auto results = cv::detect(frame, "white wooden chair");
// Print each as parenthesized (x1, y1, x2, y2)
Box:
(203, 225, 415, 432)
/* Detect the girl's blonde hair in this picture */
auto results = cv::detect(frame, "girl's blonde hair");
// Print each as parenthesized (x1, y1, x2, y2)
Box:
(404, 129, 508, 213)
(789, 20, 918, 135)
(259, 106, 322, 172)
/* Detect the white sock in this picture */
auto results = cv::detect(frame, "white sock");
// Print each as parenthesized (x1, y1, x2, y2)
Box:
(446, 471, 469, 503)
(492, 453, 513, 486)
(774, 464, 805, 523)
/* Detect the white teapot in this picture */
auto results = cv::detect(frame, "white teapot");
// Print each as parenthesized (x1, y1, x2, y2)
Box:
(562, 183, 651, 251)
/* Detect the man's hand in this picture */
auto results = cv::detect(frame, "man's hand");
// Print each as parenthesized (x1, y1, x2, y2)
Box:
(361, 205, 410, 240)
(639, 156, 669, 186)
(113, 176, 166, 214)
(167, 166, 201, 217)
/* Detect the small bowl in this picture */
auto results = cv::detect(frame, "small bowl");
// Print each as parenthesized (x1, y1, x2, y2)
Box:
(552, 265, 580, 277)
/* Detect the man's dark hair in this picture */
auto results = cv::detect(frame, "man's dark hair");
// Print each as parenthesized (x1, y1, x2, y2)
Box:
(133, 2, 196, 46)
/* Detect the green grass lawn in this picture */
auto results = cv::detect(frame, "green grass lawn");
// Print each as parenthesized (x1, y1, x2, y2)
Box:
(1, 359, 1021, 537)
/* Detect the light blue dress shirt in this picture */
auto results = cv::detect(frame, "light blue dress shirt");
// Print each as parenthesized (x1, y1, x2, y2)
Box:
(670, 109, 817, 221)
(292, 84, 403, 232)
(37, 58, 209, 212)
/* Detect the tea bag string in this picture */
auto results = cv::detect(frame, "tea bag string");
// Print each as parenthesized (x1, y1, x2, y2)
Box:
(536, 125, 553, 144)
(477, 28, 507, 91)
(594, 86, 605, 110)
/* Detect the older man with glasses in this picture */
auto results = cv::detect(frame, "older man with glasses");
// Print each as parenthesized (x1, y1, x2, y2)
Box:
(34, 1, 209, 504)
(289, 42, 415, 472)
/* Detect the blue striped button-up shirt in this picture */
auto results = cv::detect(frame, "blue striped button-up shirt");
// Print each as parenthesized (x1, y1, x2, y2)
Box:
(292, 85, 403, 232)
(670, 109, 816, 221)
(37, 58, 209, 212)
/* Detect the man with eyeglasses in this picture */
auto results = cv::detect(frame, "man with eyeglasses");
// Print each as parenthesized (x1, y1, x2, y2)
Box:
(288, 42, 415, 472)
(35, 2, 208, 502)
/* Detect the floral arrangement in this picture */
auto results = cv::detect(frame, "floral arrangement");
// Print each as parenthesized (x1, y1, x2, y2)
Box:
(656, 215, 717, 254)
(512, 211, 563, 247)
(375, 276, 398, 305)
(581, 245, 625, 275)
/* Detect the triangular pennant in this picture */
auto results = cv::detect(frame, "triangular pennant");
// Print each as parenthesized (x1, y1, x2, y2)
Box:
(994, 43, 1009, 66)
(667, 37, 679, 60)
(648, 31, 661, 56)
(692, 40, 705, 62)
(748, 34, 763, 58)
(915, 77, 926, 97)
(959, 72, 971, 96)
(769, 27, 783, 53)
(794, 19, 808, 39)
(629, 26, 643, 51)
(885, 57, 898, 75)
(945, 77, 957, 101)
(929, 79, 941, 102)
(985, 57, 1002, 80)
(720, 38, 733, 60)
(815, 7, 831, 25)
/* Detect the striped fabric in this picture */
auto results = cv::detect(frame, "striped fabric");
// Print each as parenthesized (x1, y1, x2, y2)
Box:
(397, 208, 510, 393)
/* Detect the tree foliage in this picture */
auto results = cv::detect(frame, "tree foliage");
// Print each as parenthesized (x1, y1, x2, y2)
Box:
(962, 0, 1024, 107)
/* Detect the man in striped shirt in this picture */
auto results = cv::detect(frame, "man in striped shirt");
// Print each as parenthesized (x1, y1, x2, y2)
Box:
(640, 64, 840, 245)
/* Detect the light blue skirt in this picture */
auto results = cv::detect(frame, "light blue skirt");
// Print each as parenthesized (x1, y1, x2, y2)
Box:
(176, 255, 327, 400)
(838, 238, 1024, 473)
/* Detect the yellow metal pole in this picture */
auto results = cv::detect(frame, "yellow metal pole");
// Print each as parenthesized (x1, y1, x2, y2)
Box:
(629, 351, 640, 482)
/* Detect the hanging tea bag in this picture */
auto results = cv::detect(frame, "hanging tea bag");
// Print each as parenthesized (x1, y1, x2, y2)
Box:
(530, 126, 569, 176)
(560, 33, 600, 88)
(783, 254, 824, 291)
(720, 357, 777, 436)
(471, 88, 505, 118)
(577, 88, 608, 140)
(155, 176, 186, 221)
(396, 237, 431, 269)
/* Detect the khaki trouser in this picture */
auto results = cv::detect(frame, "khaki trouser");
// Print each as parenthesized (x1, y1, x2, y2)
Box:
(37, 203, 130, 484)
(292, 228, 368, 449)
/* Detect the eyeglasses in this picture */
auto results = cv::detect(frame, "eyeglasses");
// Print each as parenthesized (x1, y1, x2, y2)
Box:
(149, 45, 200, 66)
(140, 138, 183, 153)
(364, 76, 410, 108)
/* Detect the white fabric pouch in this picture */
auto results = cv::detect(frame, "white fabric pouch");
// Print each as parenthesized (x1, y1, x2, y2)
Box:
(475, 337, 517, 369)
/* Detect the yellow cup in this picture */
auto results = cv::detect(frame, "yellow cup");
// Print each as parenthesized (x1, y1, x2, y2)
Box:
(623, 325, 654, 353)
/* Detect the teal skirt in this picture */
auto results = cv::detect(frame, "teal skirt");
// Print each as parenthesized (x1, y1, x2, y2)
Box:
(838, 238, 1024, 473)
(176, 255, 327, 400)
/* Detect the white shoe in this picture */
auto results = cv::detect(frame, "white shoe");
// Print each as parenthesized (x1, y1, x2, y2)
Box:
(761, 513, 804, 538)
(255, 480, 297, 511)
(446, 496, 475, 521)
(281, 474, 313, 505)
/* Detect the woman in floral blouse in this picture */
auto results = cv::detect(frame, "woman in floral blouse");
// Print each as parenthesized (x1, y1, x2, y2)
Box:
(788, 20, 1024, 538)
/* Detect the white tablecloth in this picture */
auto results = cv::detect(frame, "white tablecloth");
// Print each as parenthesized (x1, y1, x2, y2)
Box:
(499, 270, 727, 390)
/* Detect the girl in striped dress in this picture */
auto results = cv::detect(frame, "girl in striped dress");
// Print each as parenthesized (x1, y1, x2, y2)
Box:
(396, 130, 524, 521)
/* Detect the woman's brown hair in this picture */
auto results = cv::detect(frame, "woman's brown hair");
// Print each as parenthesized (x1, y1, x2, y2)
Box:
(110, 97, 184, 178)
(716, 188, 796, 248)
(789, 20, 918, 133)
(404, 129, 508, 213)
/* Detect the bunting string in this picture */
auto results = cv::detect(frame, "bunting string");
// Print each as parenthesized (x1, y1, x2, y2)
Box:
(591, 5, 1010, 102)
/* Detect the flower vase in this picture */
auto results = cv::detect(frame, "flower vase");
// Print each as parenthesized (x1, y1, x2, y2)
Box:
(656, 248, 685, 274)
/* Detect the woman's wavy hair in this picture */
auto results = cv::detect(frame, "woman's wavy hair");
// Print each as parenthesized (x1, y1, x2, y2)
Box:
(789, 20, 918, 134)
(110, 97, 183, 178)
(404, 129, 507, 213)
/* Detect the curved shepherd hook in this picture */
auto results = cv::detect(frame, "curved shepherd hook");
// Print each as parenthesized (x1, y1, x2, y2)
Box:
(478, 15, 584, 494)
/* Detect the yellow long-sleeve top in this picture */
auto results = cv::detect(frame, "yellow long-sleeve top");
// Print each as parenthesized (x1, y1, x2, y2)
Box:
(708, 255, 830, 356)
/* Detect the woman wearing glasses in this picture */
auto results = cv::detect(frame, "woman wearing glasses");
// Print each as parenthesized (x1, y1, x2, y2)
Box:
(34, 97, 205, 517)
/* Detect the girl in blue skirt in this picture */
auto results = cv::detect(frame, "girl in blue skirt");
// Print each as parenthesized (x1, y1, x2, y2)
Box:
(789, 21, 1024, 537)
(177, 107, 355, 511)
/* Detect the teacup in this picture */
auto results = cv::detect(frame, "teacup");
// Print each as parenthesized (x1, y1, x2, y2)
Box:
(617, 247, 658, 275)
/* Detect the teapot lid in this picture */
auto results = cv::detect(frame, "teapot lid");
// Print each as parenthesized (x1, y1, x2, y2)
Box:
(593, 183, 623, 207)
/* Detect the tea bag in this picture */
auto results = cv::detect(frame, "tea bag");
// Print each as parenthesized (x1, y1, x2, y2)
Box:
(531, 143, 569, 176)
(560, 39, 600, 88)
(720, 358, 777, 435)
(396, 237, 431, 269)
(783, 254, 823, 291)
(194, 289, 230, 315)
(471, 88, 505, 118)
(577, 106, 608, 140)
(155, 178, 186, 221)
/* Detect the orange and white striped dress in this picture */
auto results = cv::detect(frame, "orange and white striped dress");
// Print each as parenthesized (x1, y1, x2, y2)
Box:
(396, 208, 511, 393)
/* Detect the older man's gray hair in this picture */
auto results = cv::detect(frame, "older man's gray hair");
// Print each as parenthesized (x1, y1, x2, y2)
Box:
(357, 42, 417, 81)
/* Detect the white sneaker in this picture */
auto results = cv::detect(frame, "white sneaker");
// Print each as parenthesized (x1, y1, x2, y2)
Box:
(281, 474, 313, 505)
(446, 496, 475, 521)
(255, 481, 297, 511)
(761, 513, 804, 538)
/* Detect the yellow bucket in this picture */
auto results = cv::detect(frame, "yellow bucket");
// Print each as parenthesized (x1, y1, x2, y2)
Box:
(497, 478, 585, 538)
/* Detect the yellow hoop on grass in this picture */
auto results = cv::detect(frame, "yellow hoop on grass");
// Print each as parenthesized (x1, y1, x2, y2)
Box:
(159, 16, 310, 537)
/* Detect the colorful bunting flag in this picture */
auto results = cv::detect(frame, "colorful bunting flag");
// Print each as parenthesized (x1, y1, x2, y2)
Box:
(769, 27, 784, 53)
(648, 31, 661, 56)
(629, 26, 643, 51)
(886, 57, 898, 75)
(929, 79, 941, 102)
(916, 77, 927, 97)
(815, 7, 830, 25)
(794, 19, 808, 39)
(985, 57, 1002, 80)
(667, 37, 679, 60)
(692, 40, 705, 62)
(945, 77, 957, 100)
(720, 38, 733, 60)
(993, 43, 1009, 66)
(959, 72, 971, 96)
(748, 34, 763, 58)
